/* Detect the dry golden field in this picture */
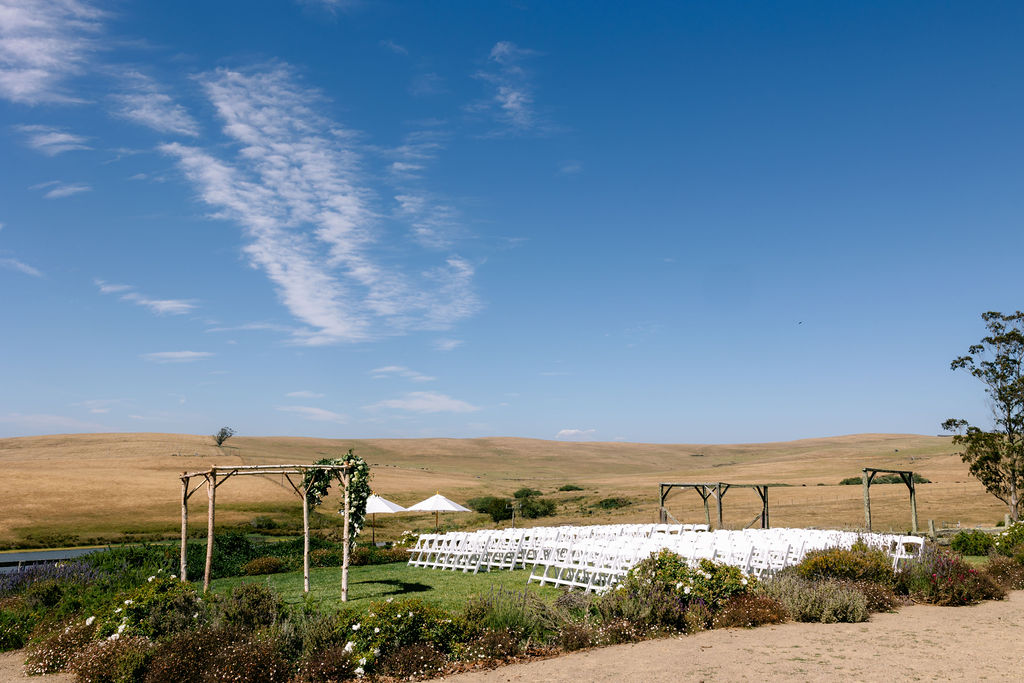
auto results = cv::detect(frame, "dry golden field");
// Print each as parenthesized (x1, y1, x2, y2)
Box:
(0, 432, 1008, 548)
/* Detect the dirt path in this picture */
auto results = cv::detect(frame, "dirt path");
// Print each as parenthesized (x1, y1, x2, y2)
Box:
(442, 591, 1024, 682)
(3, 592, 1021, 682)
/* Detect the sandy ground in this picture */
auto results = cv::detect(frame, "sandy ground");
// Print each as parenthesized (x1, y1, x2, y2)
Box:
(442, 591, 1024, 683)
(2, 592, 1021, 682)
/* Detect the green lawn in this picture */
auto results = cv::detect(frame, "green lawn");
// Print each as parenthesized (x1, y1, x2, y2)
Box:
(210, 563, 562, 612)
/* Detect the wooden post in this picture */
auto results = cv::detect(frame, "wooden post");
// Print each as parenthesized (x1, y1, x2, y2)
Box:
(761, 486, 769, 529)
(180, 475, 188, 583)
(928, 519, 936, 540)
(909, 478, 918, 534)
(302, 482, 310, 594)
(716, 482, 724, 529)
(862, 470, 871, 532)
(203, 471, 216, 592)
(702, 487, 711, 526)
(341, 470, 350, 602)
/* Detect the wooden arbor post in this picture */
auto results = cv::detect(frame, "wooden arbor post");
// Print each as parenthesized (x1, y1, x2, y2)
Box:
(341, 469, 351, 602)
(179, 463, 353, 598)
(862, 468, 919, 534)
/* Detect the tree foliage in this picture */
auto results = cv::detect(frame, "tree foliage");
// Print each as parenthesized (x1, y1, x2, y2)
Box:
(943, 311, 1024, 521)
(302, 450, 372, 545)
(213, 427, 235, 447)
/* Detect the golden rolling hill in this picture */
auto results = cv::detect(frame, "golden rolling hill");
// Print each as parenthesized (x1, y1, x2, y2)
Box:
(0, 432, 1005, 549)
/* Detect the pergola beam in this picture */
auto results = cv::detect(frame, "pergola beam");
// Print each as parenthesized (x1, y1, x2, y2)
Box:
(659, 482, 771, 529)
(862, 467, 918, 534)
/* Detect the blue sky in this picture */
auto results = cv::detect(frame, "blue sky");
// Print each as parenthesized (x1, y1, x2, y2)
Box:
(2, 0, 1023, 443)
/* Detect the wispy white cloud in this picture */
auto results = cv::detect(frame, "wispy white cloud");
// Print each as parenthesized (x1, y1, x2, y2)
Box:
(0, 0, 105, 104)
(112, 72, 199, 136)
(95, 279, 197, 315)
(470, 41, 547, 135)
(380, 39, 407, 55)
(16, 124, 90, 155)
(163, 65, 479, 345)
(71, 398, 126, 414)
(394, 192, 461, 248)
(433, 338, 463, 352)
(286, 390, 325, 398)
(205, 322, 294, 334)
(141, 351, 213, 363)
(555, 428, 597, 441)
(558, 160, 582, 175)
(276, 405, 348, 423)
(370, 365, 436, 382)
(30, 180, 91, 199)
(0, 255, 42, 276)
(365, 391, 479, 414)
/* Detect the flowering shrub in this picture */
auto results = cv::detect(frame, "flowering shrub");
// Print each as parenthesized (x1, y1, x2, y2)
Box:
(70, 635, 153, 683)
(377, 642, 448, 679)
(396, 531, 419, 548)
(841, 580, 900, 612)
(457, 628, 521, 662)
(24, 621, 97, 675)
(898, 545, 1005, 605)
(557, 622, 594, 651)
(141, 626, 244, 683)
(0, 561, 105, 597)
(295, 644, 360, 683)
(759, 575, 869, 623)
(355, 597, 469, 661)
(712, 594, 788, 629)
(984, 556, 1024, 590)
(993, 520, 1024, 556)
(96, 576, 210, 640)
(683, 601, 713, 633)
(795, 547, 896, 586)
(203, 638, 291, 683)
(241, 556, 287, 576)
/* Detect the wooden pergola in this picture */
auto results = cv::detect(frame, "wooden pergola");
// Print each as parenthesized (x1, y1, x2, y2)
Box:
(658, 482, 772, 529)
(179, 463, 353, 600)
(862, 467, 919, 534)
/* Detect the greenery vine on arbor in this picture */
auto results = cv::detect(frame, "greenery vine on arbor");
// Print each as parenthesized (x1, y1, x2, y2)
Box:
(302, 450, 372, 544)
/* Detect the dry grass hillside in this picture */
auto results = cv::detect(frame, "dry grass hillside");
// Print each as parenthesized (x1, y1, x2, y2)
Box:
(0, 432, 1008, 549)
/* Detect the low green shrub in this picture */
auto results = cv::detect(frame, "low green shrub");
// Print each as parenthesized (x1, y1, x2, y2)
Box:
(0, 600, 33, 651)
(249, 516, 279, 530)
(242, 556, 287, 576)
(759, 575, 869, 623)
(355, 597, 468, 661)
(463, 588, 557, 646)
(558, 484, 584, 492)
(683, 601, 713, 633)
(457, 628, 521, 663)
(842, 580, 900, 612)
(984, 556, 1024, 590)
(897, 545, 1005, 606)
(949, 529, 995, 556)
(69, 635, 153, 683)
(513, 487, 543, 499)
(711, 594, 788, 629)
(309, 548, 340, 568)
(993, 521, 1024, 556)
(795, 546, 896, 586)
(595, 497, 631, 510)
(220, 583, 284, 631)
(558, 622, 595, 651)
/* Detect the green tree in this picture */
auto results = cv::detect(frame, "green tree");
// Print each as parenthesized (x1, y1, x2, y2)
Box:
(943, 311, 1024, 522)
(213, 426, 235, 447)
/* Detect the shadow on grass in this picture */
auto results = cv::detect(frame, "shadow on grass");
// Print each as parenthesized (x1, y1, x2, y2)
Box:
(352, 578, 431, 596)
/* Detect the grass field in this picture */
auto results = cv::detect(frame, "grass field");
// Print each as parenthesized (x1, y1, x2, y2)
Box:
(210, 563, 559, 612)
(0, 431, 1009, 548)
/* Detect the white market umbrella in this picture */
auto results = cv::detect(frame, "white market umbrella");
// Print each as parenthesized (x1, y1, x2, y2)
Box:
(407, 492, 472, 531)
(362, 494, 406, 544)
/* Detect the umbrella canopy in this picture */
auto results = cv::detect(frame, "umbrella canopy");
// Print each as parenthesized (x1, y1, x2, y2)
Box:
(364, 494, 406, 514)
(407, 493, 471, 512)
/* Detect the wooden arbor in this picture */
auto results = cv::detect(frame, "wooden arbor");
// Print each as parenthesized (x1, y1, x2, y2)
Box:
(862, 467, 918, 534)
(179, 464, 354, 600)
(658, 482, 771, 529)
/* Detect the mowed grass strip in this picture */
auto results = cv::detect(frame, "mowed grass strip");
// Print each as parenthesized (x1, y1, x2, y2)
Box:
(209, 563, 560, 612)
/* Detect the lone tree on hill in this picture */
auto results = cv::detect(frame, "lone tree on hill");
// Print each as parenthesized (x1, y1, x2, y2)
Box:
(213, 426, 235, 447)
(943, 311, 1024, 522)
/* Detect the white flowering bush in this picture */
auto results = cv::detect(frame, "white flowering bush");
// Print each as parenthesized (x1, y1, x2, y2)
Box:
(993, 520, 1024, 556)
(94, 576, 209, 640)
